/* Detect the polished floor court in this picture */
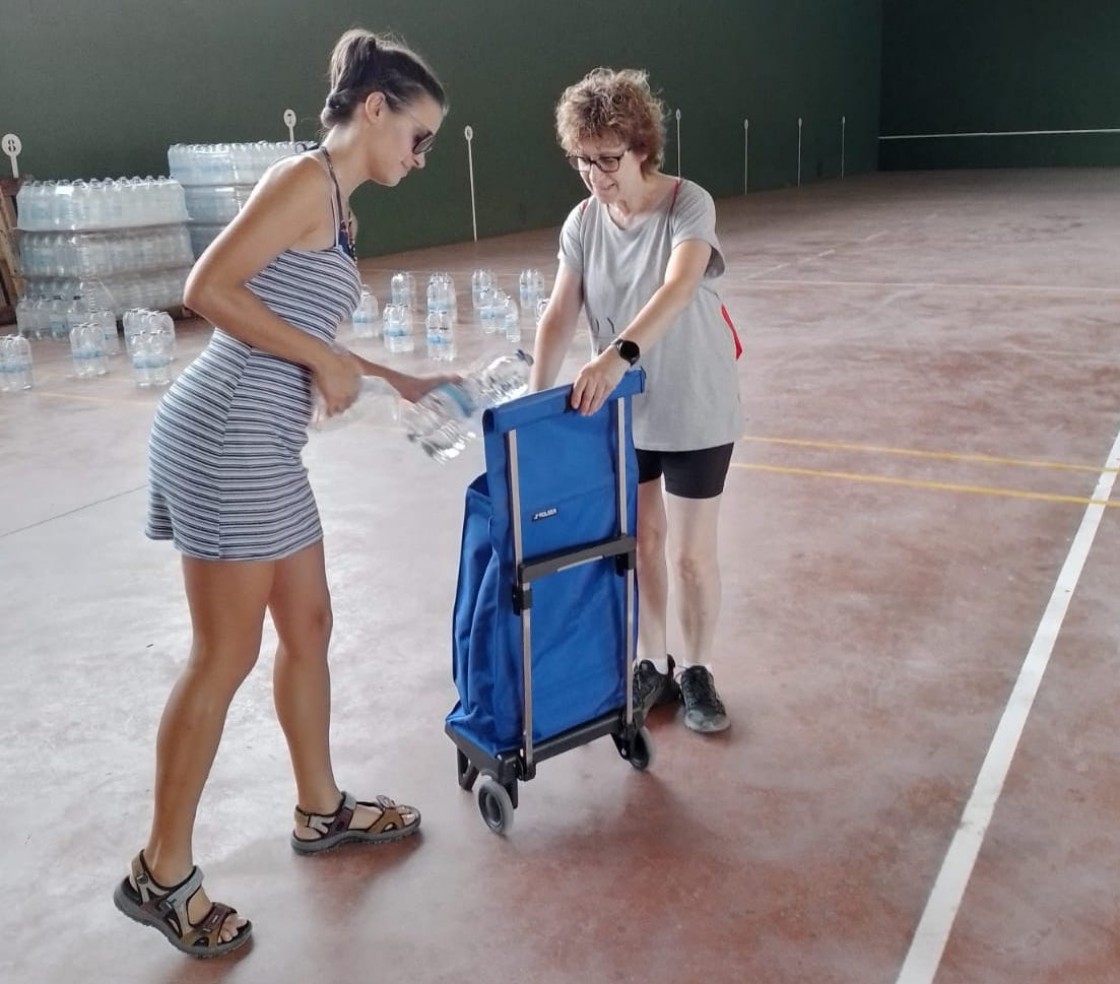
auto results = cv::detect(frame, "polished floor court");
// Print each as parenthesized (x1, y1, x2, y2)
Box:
(2, 168, 1118, 984)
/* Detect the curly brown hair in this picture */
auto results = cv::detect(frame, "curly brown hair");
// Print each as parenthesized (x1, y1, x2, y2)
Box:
(555, 68, 666, 174)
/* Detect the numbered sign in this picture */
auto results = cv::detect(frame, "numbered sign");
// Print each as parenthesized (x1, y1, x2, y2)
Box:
(283, 109, 296, 146)
(2, 133, 21, 179)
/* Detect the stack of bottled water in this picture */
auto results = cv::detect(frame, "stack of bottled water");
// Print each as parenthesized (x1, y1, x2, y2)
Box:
(425, 311, 455, 361)
(15, 177, 193, 320)
(15, 284, 119, 345)
(168, 142, 306, 259)
(471, 269, 521, 343)
(398, 350, 534, 462)
(0, 336, 34, 392)
(518, 268, 546, 313)
(69, 323, 109, 379)
(20, 227, 193, 279)
(471, 269, 497, 311)
(382, 303, 413, 353)
(425, 272, 457, 361)
(426, 272, 457, 321)
(16, 178, 188, 231)
(122, 308, 175, 387)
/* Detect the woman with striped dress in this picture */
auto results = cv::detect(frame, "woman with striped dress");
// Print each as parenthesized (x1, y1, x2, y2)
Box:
(113, 30, 447, 957)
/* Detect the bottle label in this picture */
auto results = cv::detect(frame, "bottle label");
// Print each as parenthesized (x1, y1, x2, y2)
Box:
(429, 382, 476, 419)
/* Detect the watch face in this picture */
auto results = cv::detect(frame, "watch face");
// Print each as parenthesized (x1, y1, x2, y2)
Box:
(616, 339, 640, 365)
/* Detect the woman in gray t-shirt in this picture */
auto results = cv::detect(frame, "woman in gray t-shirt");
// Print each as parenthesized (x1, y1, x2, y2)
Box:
(530, 68, 742, 734)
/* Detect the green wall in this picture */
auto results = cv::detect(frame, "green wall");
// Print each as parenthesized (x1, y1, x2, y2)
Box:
(880, 1, 1120, 169)
(2, 1, 882, 255)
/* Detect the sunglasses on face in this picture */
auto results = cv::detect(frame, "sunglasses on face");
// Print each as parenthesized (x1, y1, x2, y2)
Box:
(566, 151, 628, 173)
(399, 105, 436, 156)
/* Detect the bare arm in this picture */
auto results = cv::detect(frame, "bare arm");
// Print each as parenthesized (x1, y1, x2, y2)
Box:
(570, 238, 712, 415)
(347, 351, 457, 404)
(183, 155, 360, 415)
(529, 261, 584, 391)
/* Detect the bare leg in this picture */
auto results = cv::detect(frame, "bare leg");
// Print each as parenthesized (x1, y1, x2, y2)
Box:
(665, 492, 724, 667)
(636, 478, 669, 662)
(269, 541, 337, 812)
(142, 554, 274, 939)
(268, 541, 416, 839)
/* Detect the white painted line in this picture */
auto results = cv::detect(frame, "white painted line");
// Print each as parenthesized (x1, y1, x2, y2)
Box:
(746, 262, 791, 280)
(894, 421, 1120, 984)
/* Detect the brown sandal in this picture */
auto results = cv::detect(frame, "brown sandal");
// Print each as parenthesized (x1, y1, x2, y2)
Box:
(291, 790, 421, 854)
(113, 852, 251, 958)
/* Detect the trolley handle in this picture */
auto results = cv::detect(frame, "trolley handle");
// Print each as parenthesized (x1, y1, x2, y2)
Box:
(484, 368, 645, 437)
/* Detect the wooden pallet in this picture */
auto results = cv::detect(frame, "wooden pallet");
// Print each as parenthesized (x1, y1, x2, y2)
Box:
(0, 177, 23, 324)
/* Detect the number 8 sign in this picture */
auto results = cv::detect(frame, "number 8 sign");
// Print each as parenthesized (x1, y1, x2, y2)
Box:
(2, 133, 22, 178)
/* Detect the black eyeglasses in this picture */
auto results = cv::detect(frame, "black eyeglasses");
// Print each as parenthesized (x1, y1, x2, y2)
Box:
(566, 151, 628, 173)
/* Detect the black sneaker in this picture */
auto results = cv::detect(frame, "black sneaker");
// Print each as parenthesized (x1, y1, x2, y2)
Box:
(632, 654, 680, 714)
(679, 665, 730, 733)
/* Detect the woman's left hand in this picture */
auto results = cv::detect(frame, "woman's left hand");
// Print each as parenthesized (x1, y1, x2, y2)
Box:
(570, 349, 628, 416)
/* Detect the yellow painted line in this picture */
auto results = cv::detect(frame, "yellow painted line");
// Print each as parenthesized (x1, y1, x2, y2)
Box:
(732, 462, 1119, 508)
(740, 434, 1118, 474)
(35, 390, 145, 407)
(743, 277, 1120, 295)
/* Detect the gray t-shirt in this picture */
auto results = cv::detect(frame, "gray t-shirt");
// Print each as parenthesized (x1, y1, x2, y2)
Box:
(558, 178, 742, 451)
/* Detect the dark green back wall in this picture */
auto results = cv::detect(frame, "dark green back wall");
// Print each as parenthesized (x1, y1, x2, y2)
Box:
(880, 1, 1120, 169)
(2, 1, 882, 255)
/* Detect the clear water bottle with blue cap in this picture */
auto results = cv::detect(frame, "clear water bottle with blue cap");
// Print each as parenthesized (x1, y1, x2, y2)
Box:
(398, 350, 533, 462)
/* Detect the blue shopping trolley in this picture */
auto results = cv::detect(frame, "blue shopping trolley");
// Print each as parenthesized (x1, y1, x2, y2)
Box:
(445, 369, 652, 834)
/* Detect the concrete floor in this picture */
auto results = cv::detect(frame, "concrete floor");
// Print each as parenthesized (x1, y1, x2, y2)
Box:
(2, 169, 1118, 984)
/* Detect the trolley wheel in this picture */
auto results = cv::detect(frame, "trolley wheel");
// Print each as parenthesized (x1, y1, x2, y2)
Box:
(456, 749, 479, 791)
(477, 778, 516, 835)
(615, 726, 655, 771)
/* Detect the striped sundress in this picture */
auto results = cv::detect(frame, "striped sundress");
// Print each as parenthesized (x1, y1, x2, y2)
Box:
(145, 152, 361, 561)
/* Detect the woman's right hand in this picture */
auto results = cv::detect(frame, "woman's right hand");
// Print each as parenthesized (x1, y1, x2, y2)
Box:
(311, 345, 362, 417)
(391, 371, 460, 404)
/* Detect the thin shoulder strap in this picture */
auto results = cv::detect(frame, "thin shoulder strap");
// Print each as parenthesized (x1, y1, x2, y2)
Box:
(669, 178, 684, 212)
(317, 147, 345, 233)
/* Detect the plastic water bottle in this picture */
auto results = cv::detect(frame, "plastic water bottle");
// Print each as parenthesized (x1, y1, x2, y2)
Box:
(519, 268, 545, 313)
(310, 375, 398, 431)
(427, 272, 456, 321)
(426, 310, 455, 362)
(478, 288, 501, 334)
(501, 296, 521, 343)
(383, 304, 414, 354)
(390, 271, 415, 310)
(70, 323, 108, 378)
(95, 308, 120, 356)
(122, 308, 147, 359)
(48, 296, 69, 340)
(398, 350, 533, 462)
(471, 269, 493, 311)
(14, 298, 33, 338)
(352, 287, 380, 339)
(0, 336, 33, 391)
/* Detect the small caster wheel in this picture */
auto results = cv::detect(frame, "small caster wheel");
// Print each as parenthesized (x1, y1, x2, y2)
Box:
(477, 778, 515, 835)
(615, 726, 654, 770)
(457, 749, 479, 791)
(629, 726, 654, 770)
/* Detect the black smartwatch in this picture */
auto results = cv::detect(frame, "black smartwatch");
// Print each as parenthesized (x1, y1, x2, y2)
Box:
(612, 337, 641, 366)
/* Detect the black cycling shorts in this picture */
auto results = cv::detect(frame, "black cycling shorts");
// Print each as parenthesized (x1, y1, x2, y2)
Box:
(635, 444, 734, 499)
